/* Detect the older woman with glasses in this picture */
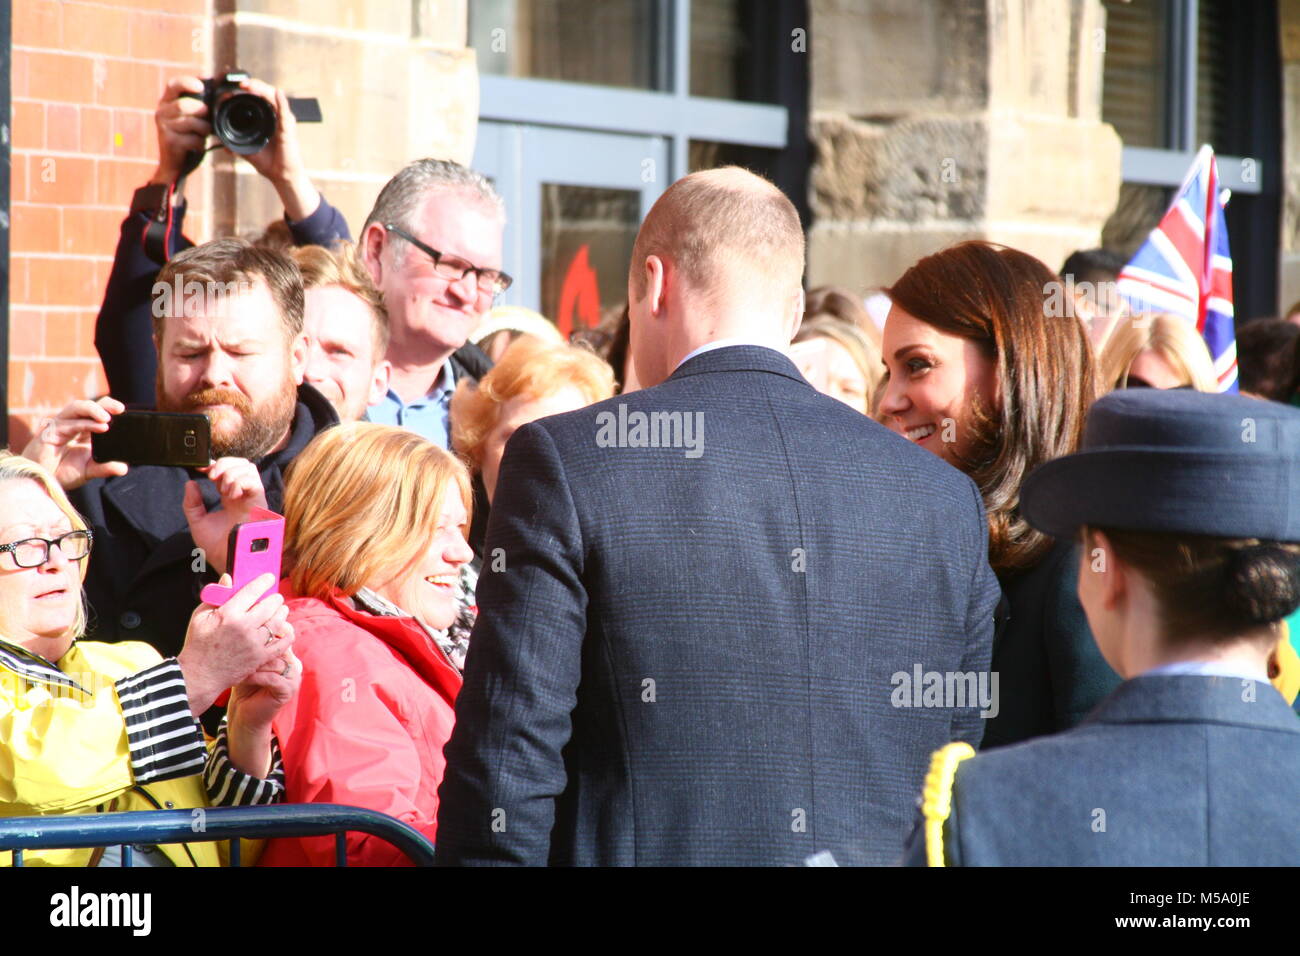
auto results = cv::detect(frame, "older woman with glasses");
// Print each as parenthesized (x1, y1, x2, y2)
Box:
(0, 453, 299, 867)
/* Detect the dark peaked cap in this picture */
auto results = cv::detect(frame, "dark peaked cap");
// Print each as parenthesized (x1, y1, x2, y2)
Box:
(1021, 388, 1300, 541)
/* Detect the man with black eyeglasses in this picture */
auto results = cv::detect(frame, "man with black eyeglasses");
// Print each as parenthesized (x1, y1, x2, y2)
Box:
(358, 159, 511, 451)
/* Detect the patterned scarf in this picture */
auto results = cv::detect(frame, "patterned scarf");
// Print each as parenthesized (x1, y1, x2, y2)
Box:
(353, 564, 477, 672)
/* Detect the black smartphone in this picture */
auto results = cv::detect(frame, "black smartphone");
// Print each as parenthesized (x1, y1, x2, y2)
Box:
(91, 411, 211, 467)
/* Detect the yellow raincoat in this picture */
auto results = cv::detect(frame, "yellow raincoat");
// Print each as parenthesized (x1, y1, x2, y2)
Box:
(1, 638, 243, 867)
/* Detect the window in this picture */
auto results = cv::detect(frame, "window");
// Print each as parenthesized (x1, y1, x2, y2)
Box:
(689, 0, 784, 104)
(1100, 0, 1279, 317)
(1101, 0, 1168, 149)
(539, 184, 641, 335)
(470, 0, 662, 91)
(474, 0, 799, 322)
(1101, 0, 1262, 193)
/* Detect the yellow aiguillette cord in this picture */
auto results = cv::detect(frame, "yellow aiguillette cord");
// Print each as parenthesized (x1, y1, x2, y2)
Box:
(922, 741, 975, 867)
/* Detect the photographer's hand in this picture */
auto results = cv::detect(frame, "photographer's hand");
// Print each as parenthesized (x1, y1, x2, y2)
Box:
(151, 76, 211, 187)
(237, 78, 321, 222)
(22, 397, 129, 490)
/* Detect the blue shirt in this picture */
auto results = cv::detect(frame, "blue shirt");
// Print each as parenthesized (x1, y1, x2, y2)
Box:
(673, 338, 787, 373)
(1143, 660, 1270, 682)
(368, 359, 456, 449)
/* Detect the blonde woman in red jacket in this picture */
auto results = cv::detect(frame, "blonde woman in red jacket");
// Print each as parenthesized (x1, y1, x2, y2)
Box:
(258, 423, 474, 866)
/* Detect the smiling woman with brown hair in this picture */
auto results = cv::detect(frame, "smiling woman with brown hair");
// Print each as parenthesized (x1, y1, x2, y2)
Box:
(879, 240, 1119, 748)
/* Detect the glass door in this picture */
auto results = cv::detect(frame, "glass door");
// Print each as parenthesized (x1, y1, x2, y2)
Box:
(475, 121, 668, 337)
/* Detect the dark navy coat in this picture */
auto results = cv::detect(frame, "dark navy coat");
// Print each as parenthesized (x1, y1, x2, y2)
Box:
(905, 674, 1300, 865)
(436, 345, 1001, 866)
(982, 539, 1122, 748)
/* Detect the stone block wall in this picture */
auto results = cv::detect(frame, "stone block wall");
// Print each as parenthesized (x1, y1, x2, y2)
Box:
(807, 0, 1122, 294)
(210, 0, 478, 240)
(1279, 0, 1300, 312)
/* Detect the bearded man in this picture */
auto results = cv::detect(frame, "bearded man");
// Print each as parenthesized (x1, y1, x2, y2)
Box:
(25, 238, 337, 657)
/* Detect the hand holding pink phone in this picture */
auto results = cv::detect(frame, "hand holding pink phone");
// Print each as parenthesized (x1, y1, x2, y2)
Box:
(199, 507, 285, 606)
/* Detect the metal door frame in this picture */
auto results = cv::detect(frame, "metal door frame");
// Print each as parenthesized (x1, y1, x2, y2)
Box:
(474, 122, 669, 312)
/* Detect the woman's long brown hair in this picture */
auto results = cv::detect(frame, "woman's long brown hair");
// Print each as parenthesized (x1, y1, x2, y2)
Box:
(886, 241, 1100, 576)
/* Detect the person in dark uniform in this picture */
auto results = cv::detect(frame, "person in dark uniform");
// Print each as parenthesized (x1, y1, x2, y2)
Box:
(906, 388, 1300, 866)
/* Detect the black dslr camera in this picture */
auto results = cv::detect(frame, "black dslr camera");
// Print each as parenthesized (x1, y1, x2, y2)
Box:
(140, 71, 323, 261)
(183, 71, 322, 158)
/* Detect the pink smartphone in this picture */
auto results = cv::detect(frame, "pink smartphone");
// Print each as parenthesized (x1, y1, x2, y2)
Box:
(199, 507, 285, 607)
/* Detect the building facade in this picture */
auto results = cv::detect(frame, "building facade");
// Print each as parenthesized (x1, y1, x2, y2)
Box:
(3, 0, 1290, 440)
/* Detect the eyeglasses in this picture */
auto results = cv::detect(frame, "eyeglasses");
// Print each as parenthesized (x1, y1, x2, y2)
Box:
(0, 530, 94, 569)
(384, 224, 513, 299)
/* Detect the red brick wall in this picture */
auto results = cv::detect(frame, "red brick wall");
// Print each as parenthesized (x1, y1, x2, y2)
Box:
(10, 0, 211, 446)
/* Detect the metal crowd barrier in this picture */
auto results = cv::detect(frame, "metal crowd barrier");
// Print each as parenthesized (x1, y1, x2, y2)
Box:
(0, 804, 436, 866)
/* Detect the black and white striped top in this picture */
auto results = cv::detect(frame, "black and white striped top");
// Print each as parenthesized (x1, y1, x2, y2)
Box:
(0, 641, 284, 807)
(118, 658, 285, 806)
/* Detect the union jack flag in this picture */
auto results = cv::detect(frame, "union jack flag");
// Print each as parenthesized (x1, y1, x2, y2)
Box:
(1115, 145, 1237, 392)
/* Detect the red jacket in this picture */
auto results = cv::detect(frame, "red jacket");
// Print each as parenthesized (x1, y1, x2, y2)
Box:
(257, 585, 461, 867)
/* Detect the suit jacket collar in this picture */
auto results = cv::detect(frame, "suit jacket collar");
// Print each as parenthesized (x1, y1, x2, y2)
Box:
(667, 343, 805, 384)
(1084, 674, 1300, 734)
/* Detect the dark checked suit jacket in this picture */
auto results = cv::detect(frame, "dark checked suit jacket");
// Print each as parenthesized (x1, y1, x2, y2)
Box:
(903, 674, 1300, 865)
(435, 345, 1001, 866)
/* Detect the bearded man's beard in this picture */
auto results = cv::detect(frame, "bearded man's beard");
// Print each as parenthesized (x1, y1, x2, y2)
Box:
(157, 380, 298, 460)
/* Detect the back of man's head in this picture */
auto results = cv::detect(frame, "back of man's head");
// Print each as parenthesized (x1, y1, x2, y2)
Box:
(362, 158, 504, 237)
(630, 166, 805, 309)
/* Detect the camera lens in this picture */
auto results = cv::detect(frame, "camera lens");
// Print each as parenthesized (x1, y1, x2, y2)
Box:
(184, 433, 197, 448)
(214, 92, 275, 155)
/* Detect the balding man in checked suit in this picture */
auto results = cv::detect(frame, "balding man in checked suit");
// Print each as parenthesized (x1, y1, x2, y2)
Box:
(435, 167, 1001, 866)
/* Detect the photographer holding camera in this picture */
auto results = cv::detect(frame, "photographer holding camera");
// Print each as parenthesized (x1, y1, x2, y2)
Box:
(95, 74, 349, 407)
